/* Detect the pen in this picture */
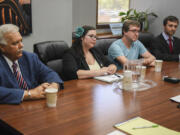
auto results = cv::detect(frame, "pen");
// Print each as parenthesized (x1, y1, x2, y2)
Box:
(114, 73, 122, 78)
(132, 124, 159, 130)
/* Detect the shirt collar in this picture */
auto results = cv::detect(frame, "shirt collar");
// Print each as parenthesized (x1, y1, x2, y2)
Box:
(162, 32, 174, 41)
(120, 39, 134, 48)
(3, 55, 18, 68)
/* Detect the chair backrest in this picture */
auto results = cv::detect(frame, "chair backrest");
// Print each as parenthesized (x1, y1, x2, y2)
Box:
(33, 41, 69, 80)
(95, 38, 117, 55)
(138, 32, 154, 52)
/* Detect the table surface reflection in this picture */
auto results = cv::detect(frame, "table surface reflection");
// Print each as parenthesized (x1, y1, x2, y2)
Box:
(0, 62, 180, 135)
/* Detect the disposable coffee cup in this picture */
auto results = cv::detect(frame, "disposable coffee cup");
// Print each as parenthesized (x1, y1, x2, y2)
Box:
(155, 60, 163, 72)
(123, 70, 132, 90)
(140, 66, 146, 80)
(45, 88, 58, 107)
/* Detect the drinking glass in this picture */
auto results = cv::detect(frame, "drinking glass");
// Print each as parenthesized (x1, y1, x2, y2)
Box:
(131, 61, 142, 83)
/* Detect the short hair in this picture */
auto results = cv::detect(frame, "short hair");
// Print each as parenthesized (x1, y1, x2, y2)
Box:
(163, 16, 179, 26)
(122, 20, 140, 36)
(0, 24, 19, 45)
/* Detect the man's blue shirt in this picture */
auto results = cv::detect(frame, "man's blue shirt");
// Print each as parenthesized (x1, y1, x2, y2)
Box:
(108, 39, 147, 69)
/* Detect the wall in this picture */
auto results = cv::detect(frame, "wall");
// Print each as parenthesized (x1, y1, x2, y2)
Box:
(23, 0, 72, 52)
(72, 0, 96, 30)
(22, 0, 180, 52)
(130, 0, 180, 37)
(73, 0, 180, 37)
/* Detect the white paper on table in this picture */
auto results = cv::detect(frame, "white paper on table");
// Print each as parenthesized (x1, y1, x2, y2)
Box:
(94, 74, 123, 83)
(170, 95, 180, 103)
(107, 130, 127, 135)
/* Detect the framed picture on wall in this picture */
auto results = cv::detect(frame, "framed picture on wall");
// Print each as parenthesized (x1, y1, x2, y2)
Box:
(0, 0, 32, 35)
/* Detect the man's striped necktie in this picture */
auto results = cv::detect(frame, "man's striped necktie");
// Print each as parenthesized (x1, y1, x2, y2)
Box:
(12, 62, 28, 90)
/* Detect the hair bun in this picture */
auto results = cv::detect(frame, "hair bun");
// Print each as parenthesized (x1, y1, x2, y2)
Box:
(75, 27, 84, 38)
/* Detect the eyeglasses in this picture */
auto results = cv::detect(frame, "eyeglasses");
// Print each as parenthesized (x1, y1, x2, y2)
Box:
(86, 35, 97, 39)
(128, 29, 140, 33)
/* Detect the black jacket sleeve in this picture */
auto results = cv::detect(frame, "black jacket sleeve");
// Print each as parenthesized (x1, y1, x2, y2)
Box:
(62, 50, 79, 80)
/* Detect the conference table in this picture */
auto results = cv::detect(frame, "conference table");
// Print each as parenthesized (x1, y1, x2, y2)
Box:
(0, 62, 180, 135)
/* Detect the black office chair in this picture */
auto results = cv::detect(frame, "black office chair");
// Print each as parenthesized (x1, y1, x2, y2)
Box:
(138, 32, 154, 53)
(33, 41, 69, 81)
(0, 119, 23, 135)
(95, 38, 117, 56)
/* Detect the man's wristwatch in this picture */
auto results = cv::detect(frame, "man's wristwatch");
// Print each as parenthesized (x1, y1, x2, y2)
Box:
(27, 90, 31, 98)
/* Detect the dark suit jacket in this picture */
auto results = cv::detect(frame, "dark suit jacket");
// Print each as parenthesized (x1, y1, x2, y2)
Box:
(151, 34, 180, 61)
(0, 51, 63, 104)
(63, 47, 114, 80)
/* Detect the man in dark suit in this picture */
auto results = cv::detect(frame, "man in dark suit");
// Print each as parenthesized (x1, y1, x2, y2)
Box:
(152, 16, 180, 61)
(0, 24, 63, 104)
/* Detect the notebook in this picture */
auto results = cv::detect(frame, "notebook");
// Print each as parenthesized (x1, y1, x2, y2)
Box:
(94, 73, 123, 83)
(114, 117, 180, 135)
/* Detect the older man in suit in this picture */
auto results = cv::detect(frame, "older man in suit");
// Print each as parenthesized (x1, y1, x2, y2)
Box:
(152, 16, 180, 61)
(0, 24, 63, 104)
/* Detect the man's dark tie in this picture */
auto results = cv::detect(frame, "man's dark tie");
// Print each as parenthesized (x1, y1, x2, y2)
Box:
(12, 62, 28, 90)
(168, 37, 173, 53)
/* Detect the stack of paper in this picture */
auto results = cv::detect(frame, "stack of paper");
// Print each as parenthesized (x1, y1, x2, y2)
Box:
(114, 117, 179, 135)
(94, 74, 123, 83)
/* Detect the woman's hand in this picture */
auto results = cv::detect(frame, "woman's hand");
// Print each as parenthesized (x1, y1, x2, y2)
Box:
(77, 65, 117, 79)
(99, 67, 109, 75)
(98, 65, 117, 76)
(107, 64, 117, 74)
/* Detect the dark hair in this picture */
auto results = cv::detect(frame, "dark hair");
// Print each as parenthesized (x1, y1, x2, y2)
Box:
(163, 16, 179, 26)
(72, 25, 95, 56)
(122, 20, 140, 36)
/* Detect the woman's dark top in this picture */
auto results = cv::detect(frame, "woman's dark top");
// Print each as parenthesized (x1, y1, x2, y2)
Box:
(63, 47, 114, 80)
